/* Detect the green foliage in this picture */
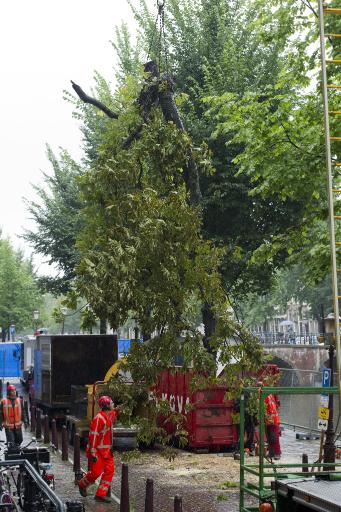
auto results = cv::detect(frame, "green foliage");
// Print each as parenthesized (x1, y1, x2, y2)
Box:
(75, 79, 223, 338)
(240, 266, 333, 329)
(0, 235, 41, 333)
(38, 294, 85, 334)
(108, 364, 189, 452)
(220, 481, 238, 489)
(23, 146, 84, 294)
(115, 0, 324, 298)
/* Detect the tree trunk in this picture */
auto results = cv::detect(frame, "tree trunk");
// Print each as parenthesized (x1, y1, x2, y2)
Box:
(99, 318, 107, 334)
(158, 78, 202, 206)
(202, 303, 216, 357)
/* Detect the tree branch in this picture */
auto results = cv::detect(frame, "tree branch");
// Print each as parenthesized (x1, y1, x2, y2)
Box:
(279, 121, 312, 155)
(71, 81, 119, 119)
(72, 61, 202, 206)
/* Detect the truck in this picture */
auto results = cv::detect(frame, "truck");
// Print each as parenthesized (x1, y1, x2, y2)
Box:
(20, 335, 37, 391)
(33, 334, 118, 420)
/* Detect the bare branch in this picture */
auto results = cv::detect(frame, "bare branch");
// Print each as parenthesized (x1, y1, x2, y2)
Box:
(71, 81, 119, 119)
(301, 0, 318, 18)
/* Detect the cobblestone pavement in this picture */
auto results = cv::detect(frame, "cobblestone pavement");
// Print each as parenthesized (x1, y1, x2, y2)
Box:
(5, 379, 334, 511)
(73, 427, 328, 511)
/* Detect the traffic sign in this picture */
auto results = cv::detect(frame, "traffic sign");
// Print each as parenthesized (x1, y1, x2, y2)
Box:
(318, 407, 330, 420)
(320, 394, 329, 408)
(318, 418, 328, 431)
(322, 368, 331, 388)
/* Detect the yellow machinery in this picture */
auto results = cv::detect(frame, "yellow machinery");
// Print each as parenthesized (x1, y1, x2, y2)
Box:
(66, 359, 125, 444)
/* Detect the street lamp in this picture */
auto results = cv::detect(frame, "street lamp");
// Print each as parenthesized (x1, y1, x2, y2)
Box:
(60, 307, 68, 335)
(33, 310, 40, 334)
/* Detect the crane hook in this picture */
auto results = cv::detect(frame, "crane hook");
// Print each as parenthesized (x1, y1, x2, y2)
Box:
(157, 0, 165, 14)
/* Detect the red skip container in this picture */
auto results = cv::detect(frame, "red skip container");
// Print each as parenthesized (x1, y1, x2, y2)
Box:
(156, 370, 237, 450)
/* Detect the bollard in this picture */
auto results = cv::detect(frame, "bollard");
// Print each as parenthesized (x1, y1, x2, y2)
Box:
(30, 405, 36, 432)
(36, 409, 42, 440)
(302, 453, 309, 473)
(62, 425, 69, 461)
(23, 400, 29, 428)
(144, 478, 154, 512)
(120, 463, 130, 512)
(51, 419, 58, 450)
(174, 496, 183, 512)
(44, 415, 50, 444)
(73, 433, 82, 482)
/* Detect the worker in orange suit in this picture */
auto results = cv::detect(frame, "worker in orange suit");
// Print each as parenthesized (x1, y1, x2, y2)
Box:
(265, 393, 281, 460)
(78, 395, 119, 503)
(0, 384, 28, 447)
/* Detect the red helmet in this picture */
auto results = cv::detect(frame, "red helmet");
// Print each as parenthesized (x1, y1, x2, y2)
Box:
(7, 385, 16, 392)
(98, 395, 111, 409)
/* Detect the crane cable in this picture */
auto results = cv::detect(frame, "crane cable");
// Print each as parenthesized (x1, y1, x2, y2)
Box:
(147, 0, 169, 74)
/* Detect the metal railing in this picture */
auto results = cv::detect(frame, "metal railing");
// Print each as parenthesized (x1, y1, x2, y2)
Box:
(0, 459, 65, 511)
(278, 368, 339, 432)
(252, 332, 322, 345)
(240, 386, 341, 512)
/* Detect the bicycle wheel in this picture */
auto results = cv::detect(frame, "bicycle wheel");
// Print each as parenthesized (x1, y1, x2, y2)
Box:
(0, 491, 19, 511)
(15, 471, 25, 510)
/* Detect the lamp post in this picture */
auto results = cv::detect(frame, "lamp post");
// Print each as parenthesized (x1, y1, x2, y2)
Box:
(33, 310, 40, 335)
(60, 307, 68, 335)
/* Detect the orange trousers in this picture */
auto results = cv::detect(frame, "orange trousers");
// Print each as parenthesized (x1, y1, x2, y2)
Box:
(79, 453, 114, 497)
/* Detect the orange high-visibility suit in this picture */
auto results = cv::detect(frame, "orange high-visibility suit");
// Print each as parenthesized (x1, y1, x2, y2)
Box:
(265, 394, 281, 458)
(1, 397, 23, 429)
(79, 409, 118, 497)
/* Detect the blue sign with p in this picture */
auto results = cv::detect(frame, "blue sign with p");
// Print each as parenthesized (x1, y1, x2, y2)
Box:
(322, 368, 331, 388)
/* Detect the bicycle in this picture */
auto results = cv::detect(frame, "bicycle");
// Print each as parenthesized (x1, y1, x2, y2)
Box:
(0, 467, 18, 511)
(8, 438, 55, 511)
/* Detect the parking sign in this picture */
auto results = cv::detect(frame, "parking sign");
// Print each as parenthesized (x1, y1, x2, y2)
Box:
(322, 368, 331, 388)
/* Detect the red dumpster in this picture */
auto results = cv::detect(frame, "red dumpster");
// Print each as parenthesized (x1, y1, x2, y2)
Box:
(156, 370, 237, 450)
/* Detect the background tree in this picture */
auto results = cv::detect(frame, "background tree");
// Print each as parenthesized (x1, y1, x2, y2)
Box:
(26, 0, 323, 310)
(240, 267, 332, 331)
(23, 146, 83, 295)
(24, 0, 327, 370)
(0, 235, 41, 340)
(117, 0, 316, 300)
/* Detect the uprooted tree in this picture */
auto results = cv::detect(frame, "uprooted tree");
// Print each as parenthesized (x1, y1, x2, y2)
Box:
(72, 60, 265, 364)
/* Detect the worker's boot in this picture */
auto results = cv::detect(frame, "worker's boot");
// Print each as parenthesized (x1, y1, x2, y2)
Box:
(78, 483, 87, 498)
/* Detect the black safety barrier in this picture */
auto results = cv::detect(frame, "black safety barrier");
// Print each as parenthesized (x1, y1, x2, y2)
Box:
(120, 463, 130, 512)
(52, 418, 58, 450)
(174, 495, 183, 512)
(35, 408, 42, 440)
(30, 405, 36, 432)
(144, 477, 154, 512)
(62, 425, 68, 461)
(44, 414, 50, 444)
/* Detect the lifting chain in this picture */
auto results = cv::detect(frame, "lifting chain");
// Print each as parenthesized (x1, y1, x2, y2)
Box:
(147, 0, 169, 74)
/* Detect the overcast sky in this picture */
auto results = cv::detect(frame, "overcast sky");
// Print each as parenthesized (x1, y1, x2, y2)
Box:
(0, 1, 152, 273)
